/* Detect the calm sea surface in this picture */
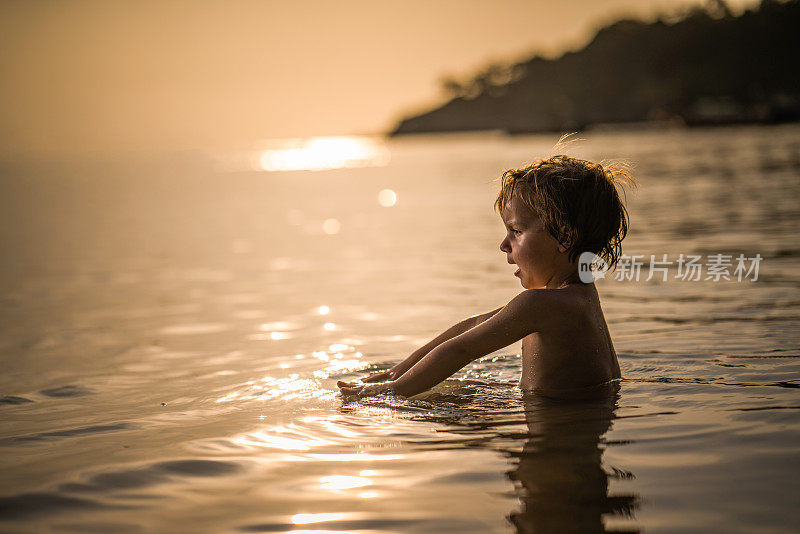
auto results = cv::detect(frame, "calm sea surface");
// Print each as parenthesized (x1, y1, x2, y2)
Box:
(1, 125, 799, 533)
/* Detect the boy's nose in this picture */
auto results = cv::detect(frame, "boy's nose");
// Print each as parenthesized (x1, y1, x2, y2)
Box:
(500, 237, 510, 253)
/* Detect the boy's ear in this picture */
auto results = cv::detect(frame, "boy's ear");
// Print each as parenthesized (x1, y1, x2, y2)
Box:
(557, 228, 572, 253)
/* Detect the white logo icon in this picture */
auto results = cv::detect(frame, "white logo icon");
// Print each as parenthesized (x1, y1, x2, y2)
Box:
(578, 252, 610, 283)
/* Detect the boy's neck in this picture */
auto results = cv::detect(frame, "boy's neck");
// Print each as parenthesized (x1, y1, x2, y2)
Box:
(545, 265, 582, 289)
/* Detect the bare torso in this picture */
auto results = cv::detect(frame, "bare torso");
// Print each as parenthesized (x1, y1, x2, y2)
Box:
(519, 282, 621, 395)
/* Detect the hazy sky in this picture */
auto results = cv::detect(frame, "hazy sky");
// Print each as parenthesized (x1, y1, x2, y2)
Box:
(0, 0, 758, 156)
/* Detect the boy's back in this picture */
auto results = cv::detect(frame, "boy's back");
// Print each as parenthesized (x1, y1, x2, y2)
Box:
(519, 283, 621, 396)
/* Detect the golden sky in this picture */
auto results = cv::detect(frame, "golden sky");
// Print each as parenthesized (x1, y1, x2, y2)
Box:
(0, 0, 758, 157)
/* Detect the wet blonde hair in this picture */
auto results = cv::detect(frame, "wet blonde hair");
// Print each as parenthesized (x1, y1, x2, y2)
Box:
(495, 154, 634, 269)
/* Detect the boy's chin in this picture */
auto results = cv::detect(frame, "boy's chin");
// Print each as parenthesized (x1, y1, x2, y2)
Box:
(518, 271, 546, 289)
(519, 277, 545, 290)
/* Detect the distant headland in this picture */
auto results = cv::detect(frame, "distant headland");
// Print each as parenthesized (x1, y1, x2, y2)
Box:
(391, 0, 800, 136)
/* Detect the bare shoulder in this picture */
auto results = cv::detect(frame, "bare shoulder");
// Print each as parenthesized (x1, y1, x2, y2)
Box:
(449, 284, 598, 362)
(504, 285, 591, 330)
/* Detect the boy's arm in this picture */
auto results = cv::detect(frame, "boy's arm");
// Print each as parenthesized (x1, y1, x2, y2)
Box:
(342, 307, 503, 386)
(386, 307, 503, 379)
(388, 291, 547, 397)
(339, 292, 551, 397)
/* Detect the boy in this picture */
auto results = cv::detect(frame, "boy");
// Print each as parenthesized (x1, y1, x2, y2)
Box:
(338, 155, 632, 400)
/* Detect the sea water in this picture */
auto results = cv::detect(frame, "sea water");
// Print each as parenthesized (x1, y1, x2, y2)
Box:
(1, 125, 799, 532)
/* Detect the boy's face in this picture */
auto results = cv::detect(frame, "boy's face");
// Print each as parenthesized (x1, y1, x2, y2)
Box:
(500, 196, 568, 289)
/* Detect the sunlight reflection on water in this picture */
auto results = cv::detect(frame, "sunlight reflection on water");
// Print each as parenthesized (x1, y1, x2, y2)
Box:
(256, 136, 390, 172)
(319, 475, 371, 490)
(291, 512, 348, 524)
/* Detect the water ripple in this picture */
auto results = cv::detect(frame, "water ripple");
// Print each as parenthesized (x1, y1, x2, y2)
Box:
(0, 423, 134, 446)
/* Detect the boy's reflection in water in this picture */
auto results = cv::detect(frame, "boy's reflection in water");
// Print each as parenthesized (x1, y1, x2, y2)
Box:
(507, 390, 639, 533)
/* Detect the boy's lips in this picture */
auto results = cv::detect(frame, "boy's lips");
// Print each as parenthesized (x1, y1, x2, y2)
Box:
(506, 258, 522, 276)
(507, 258, 520, 277)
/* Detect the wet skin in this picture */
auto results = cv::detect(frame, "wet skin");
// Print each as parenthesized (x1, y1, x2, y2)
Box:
(339, 196, 620, 398)
(500, 197, 621, 393)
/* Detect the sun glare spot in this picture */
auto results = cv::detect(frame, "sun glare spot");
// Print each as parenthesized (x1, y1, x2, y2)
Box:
(255, 436, 308, 450)
(291, 513, 347, 525)
(258, 136, 389, 172)
(318, 305, 331, 315)
(234, 430, 322, 451)
(218, 374, 333, 403)
(269, 331, 291, 340)
(326, 359, 366, 374)
(322, 218, 341, 235)
(377, 189, 397, 207)
(324, 322, 336, 331)
(316, 420, 361, 438)
(319, 475, 371, 490)
(312, 350, 330, 361)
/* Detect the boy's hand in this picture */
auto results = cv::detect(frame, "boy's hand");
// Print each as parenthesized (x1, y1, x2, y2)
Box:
(363, 370, 394, 382)
(336, 369, 393, 389)
(337, 381, 394, 398)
